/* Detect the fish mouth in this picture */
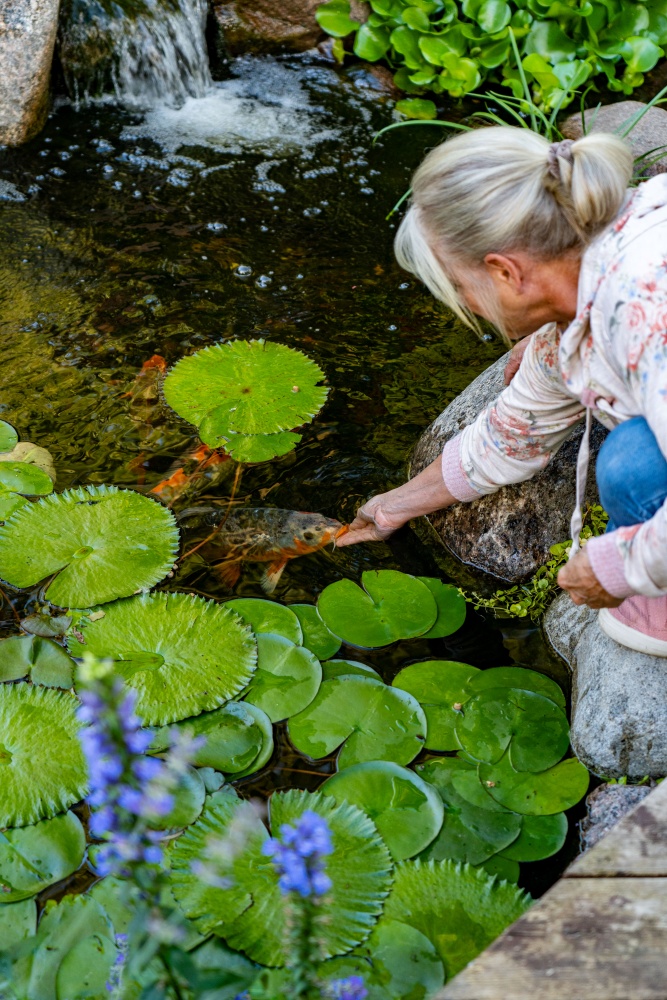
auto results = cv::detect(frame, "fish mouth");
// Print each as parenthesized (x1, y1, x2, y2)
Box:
(332, 524, 349, 547)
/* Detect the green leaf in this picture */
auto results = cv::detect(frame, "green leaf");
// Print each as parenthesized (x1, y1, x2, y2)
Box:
(395, 98, 439, 119)
(318, 570, 437, 648)
(466, 0, 512, 32)
(0, 485, 178, 609)
(439, 54, 481, 96)
(232, 701, 275, 779)
(0, 684, 87, 827)
(0, 634, 74, 687)
(354, 23, 392, 59)
(199, 427, 302, 463)
(419, 33, 456, 65)
(163, 340, 328, 438)
(623, 35, 663, 72)
(0, 898, 36, 949)
(146, 764, 206, 830)
(455, 688, 570, 771)
(467, 666, 565, 709)
(289, 604, 341, 660)
(391, 24, 427, 68)
(500, 811, 568, 861)
(0, 493, 29, 520)
(522, 51, 560, 87)
(524, 19, 577, 60)
(150, 701, 266, 774)
(224, 598, 303, 644)
(402, 6, 432, 30)
(68, 592, 257, 727)
(316, 0, 359, 37)
(382, 859, 531, 979)
(56, 932, 118, 1000)
(0, 462, 53, 496)
(392, 660, 480, 751)
(321, 761, 444, 861)
(417, 578, 467, 638)
(476, 854, 519, 883)
(322, 659, 381, 681)
(479, 754, 590, 815)
(0, 421, 18, 452)
(288, 675, 426, 768)
(242, 633, 321, 722)
(0, 810, 85, 901)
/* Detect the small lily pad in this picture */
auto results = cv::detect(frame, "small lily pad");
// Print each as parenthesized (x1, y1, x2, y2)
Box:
(477, 855, 520, 883)
(0, 421, 18, 453)
(322, 659, 381, 681)
(0, 493, 29, 520)
(479, 755, 590, 816)
(290, 604, 342, 660)
(468, 667, 566, 710)
(200, 426, 302, 462)
(288, 675, 426, 768)
(232, 701, 275, 779)
(225, 598, 303, 645)
(149, 702, 266, 774)
(0, 810, 86, 902)
(145, 764, 205, 831)
(392, 660, 481, 751)
(242, 633, 322, 723)
(321, 761, 444, 861)
(317, 570, 437, 648)
(500, 812, 568, 862)
(450, 765, 514, 813)
(417, 578, 467, 638)
(455, 688, 570, 772)
(0, 461, 53, 496)
(0, 634, 74, 687)
(0, 899, 37, 948)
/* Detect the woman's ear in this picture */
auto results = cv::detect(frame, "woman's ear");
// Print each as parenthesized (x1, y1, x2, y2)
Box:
(483, 252, 524, 293)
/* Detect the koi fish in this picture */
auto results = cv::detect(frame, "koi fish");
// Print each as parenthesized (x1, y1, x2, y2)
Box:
(177, 506, 347, 593)
(150, 444, 231, 507)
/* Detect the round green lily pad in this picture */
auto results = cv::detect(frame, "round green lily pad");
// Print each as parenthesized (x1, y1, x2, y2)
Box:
(477, 854, 520, 883)
(0, 462, 53, 496)
(393, 660, 481, 751)
(500, 812, 568, 862)
(288, 675, 426, 768)
(322, 659, 381, 681)
(322, 761, 444, 861)
(317, 570, 437, 648)
(468, 666, 566, 710)
(417, 578, 467, 638)
(200, 426, 302, 462)
(0, 898, 37, 949)
(0, 421, 18, 453)
(0, 810, 85, 902)
(242, 633, 321, 723)
(68, 591, 257, 726)
(479, 755, 590, 816)
(163, 339, 328, 437)
(455, 688, 570, 772)
(145, 764, 206, 831)
(0, 683, 87, 827)
(232, 701, 275, 779)
(225, 598, 302, 644)
(0, 634, 74, 687)
(56, 930, 118, 1000)
(289, 604, 342, 660)
(0, 485, 179, 608)
(448, 763, 512, 813)
(150, 701, 266, 774)
(0, 493, 29, 520)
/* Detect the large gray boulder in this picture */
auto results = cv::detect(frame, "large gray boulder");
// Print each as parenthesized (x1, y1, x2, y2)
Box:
(0, 0, 61, 145)
(409, 353, 606, 584)
(544, 592, 667, 778)
(562, 100, 667, 177)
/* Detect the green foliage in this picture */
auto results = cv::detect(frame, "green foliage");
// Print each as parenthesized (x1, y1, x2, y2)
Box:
(316, 0, 667, 109)
(322, 658, 382, 680)
(393, 660, 481, 751)
(0, 460, 53, 521)
(0, 811, 86, 902)
(0, 420, 18, 452)
(0, 634, 74, 687)
(0, 899, 37, 950)
(242, 633, 322, 722)
(149, 701, 270, 775)
(225, 597, 303, 644)
(289, 603, 342, 660)
(417, 577, 467, 638)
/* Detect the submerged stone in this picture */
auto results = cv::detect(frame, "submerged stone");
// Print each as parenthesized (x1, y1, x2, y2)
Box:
(0, 0, 60, 145)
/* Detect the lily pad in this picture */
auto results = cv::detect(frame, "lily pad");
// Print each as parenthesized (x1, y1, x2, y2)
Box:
(322, 659, 381, 681)
(317, 570, 437, 648)
(477, 855, 520, 883)
(163, 339, 328, 437)
(479, 754, 590, 816)
(225, 598, 302, 644)
(242, 633, 321, 722)
(392, 660, 481, 751)
(68, 591, 257, 726)
(455, 688, 570, 772)
(500, 812, 568, 862)
(0, 421, 18, 452)
(0, 493, 29, 520)
(288, 675, 426, 768)
(290, 603, 341, 660)
(0, 810, 86, 902)
(0, 899, 37, 949)
(200, 426, 302, 462)
(0, 461, 53, 496)
(0, 485, 179, 608)
(321, 761, 444, 861)
(382, 859, 531, 979)
(417, 578, 467, 638)
(0, 634, 74, 687)
(149, 701, 266, 774)
(56, 930, 118, 1000)
(145, 764, 206, 831)
(232, 701, 275, 779)
(468, 666, 566, 710)
(0, 683, 87, 827)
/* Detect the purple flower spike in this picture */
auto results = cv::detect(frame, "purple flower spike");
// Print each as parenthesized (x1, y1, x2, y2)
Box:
(326, 975, 368, 1000)
(264, 811, 333, 898)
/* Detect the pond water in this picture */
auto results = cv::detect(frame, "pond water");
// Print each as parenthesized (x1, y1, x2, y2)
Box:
(0, 47, 581, 904)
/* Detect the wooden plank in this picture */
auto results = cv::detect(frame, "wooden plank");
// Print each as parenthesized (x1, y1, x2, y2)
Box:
(566, 780, 667, 878)
(436, 877, 667, 1000)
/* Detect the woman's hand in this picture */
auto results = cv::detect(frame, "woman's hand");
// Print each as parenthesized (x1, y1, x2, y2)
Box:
(335, 495, 407, 547)
(557, 549, 624, 608)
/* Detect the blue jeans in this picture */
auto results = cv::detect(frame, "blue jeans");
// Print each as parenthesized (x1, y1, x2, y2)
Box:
(596, 417, 667, 531)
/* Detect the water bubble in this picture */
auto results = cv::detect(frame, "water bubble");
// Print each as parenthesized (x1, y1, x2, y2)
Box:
(260, 225, 269, 232)
(93, 139, 115, 154)
(280, 285, 288, 291)
(360, 187, 374, 196)
(113, 180, 123, 190)
(296, 274, 304, 280)
(50, 167, 65, 177)
(206, 222, 227, 232)
(39, 150, 49, 157)
(234, 265, 253, 278)
(388, 324, 397, 331)
(27, 184, 40, 194)
(35, 175, 45, 182)
(303, 207, 322, 217)
(255, 274, 272, 288)
(69, 144, 80, 151)
(166, 168, 191, 187)
(59, 151, 71, 161)
(44, 137, 52, 144)
(399, 282, 410, 290)
(102, 165, 114, 175)
(133, 190, 142, 199)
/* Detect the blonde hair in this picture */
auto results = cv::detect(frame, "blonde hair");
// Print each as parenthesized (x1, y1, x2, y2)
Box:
(395, 126, 634, 336)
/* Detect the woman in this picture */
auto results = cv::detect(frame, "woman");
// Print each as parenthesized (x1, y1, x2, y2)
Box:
(337, 126, 667, 657)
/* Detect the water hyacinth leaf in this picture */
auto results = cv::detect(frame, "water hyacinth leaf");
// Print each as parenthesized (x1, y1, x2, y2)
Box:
(0, 810, 86, 902)
(315, 0, 359, 37)
(0, 899, 37, 949)
(242, 633, 322, 723)
(0, 684, 87, 827)
(0, 634, 74, 687)
(0, 420, 18, 452)
(468, 666, 566, 710)
(150, 701, 265, 774)
(479, 755, 590, 816)
(382, 859, 531, 979)
(0, 461, 53, 496)
(395, 98, 438, 120)
(68, 592, 257, 726)
(225, 597, 302, 645)
(500, 812, 568, 862)
(417, 578, 467, 638)
(290, 603, 341, 660)
(354, 22, 391, 60)
(146, 764, 206, 831)
(321, 659, 381, 681)
(455, 688, 570, 772)
(232, 701, 275, 779)
(288, 675, 426, 768)
(393, 660, 481, 751)
(0, 492, 28, 520)
(0, 485, 178, 608)
(321, 760, 444, 861)
(199, 425, 302, 463)
(163, 339, 328, 437)
(317, 570, 437, 648)
(477, 854, 520, 883)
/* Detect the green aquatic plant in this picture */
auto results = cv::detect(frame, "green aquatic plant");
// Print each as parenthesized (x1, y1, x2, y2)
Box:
(226, 596, 304, 644)
(0, 634, 74, 687)
(0, 420, 18, 452)
(0, 459, 53, 521)
(0, 811, 86, 902)
(290, 603, 343, 659)
(242, 633, 322, 723)
(149, 701, 273, 775)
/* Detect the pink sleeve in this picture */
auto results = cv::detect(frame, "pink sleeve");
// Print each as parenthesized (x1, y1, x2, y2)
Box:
(586, 531, 634, 599)
(441, 436, 482, 502)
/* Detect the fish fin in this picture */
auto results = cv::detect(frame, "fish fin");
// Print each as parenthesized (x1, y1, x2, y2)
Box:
(214, 560, 242, 590)
(261, 558, 288, 594)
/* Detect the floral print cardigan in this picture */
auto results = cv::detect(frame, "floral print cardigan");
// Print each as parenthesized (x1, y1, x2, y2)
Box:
(441, 174, 667, 599)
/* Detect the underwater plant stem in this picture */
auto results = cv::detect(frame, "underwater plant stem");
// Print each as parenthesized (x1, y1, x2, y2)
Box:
(287, 897, 321, 999)
(159, 948, 185, 1000)
(0, 584, 20, 625)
